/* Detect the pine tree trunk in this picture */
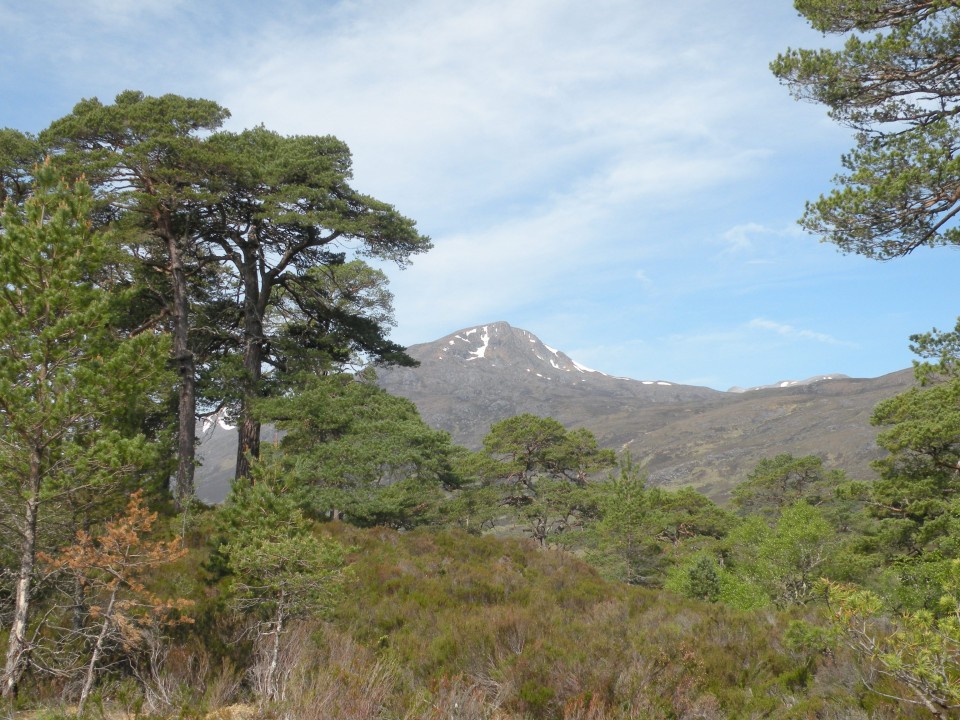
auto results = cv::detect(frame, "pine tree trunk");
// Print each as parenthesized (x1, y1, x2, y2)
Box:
(71, 576, 86, 633)
(169, 233, 197, 509)
(234, 260, 266, 481)
(234, 412, 260, 481)
(265, 597, 286, 703)
(2, 450, 41, 700)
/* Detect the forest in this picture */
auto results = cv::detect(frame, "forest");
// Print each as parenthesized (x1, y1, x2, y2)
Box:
(3, 1, 960, 718)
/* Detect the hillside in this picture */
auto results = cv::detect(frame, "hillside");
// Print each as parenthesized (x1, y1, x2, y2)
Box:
(374, 322, 915, 499)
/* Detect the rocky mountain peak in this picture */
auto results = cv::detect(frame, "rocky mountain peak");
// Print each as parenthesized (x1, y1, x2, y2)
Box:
(391, 322, 719, 397)
(427, 321, 598, 378)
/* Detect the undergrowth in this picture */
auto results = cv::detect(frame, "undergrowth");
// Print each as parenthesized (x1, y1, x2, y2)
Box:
(6, 522, 920, 720)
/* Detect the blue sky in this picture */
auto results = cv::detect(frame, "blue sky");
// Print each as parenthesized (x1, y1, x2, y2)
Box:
(3, 0, 958, 390)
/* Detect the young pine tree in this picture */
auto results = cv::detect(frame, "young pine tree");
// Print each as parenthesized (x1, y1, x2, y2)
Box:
(219, 480, 349, 704)
(0, 162, 170, 699)
(39, 491, 193, 715)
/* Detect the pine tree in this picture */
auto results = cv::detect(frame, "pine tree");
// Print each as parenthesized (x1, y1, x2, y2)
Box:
(772, 2, 960, 260)
(478, 414, 616, 547)
(253, 373, 457, 527)
(0, 162, 169, 698)
(40, 94, 430, 490)
(41, 91, 230, 508)
(219, 482, 348, 703)
(825, 560, 960, 719)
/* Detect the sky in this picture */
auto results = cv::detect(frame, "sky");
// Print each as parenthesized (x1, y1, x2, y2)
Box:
(3, 0, 958, 390)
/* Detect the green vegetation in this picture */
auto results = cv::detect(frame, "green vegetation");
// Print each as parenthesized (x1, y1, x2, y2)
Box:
(463, 413, 616, 547)
(252, 373, 459, 528)
(219, 482, 349, 704)
(767, 2, 960, 716)
(36, 91, 430, 503)
(771, 1, 960, 262)
(3, 61, 960, 717)
(0, 162, 170, 699)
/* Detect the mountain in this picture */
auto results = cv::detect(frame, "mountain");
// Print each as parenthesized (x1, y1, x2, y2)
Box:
(376, 321, 721, 444)
(374, 321, 915, 500)
(195, 321, 916, 503)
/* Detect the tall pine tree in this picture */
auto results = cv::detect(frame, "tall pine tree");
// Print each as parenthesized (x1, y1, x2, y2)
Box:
(40, 93, 430, 490)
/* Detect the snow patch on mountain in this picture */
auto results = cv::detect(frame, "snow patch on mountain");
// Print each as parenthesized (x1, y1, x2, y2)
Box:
(466, 325, 491, 360)
(426, 321, 734, 391)
(728, 374, 847, 393)
(201, 409, 235, 433)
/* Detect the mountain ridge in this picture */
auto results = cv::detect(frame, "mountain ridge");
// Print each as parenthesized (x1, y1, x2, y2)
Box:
(375, 321, 915, 499)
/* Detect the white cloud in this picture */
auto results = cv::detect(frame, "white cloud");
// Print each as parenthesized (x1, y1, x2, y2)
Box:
(4, 0, 895, 390)
(382, 189, 612, 342)
(749, 318, 856, 347)
(721, 223, 769, 253)
(718, 222, 807, 254)
(204, 0, 820, 350)
(216, 0, 792, 232)
(634, 269, 653, 287)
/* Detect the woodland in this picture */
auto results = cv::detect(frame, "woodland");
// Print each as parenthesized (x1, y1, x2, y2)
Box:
(3, 1, 960, 718)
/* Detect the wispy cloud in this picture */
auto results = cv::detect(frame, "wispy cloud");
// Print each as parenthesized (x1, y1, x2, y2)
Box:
(719, 222, 806, 255)
(749, 318, 856, 347)
(721, 223, 770, 253)
(634, 269, 654, 288)
(203, 0, 825, 349)
(217, 0, 790, 230)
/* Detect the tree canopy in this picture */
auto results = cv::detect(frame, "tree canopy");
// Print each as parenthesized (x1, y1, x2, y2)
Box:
(252, 374, 459, 528)
(731, 453, 845, 519)
(469, 414, 616, 546)
(37, 91, 430, 497)
(772, 2, 960, 259)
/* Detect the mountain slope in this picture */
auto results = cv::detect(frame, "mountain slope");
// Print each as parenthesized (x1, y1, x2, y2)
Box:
(378, 321, 722, 445)
(375, 321, 915, 499)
